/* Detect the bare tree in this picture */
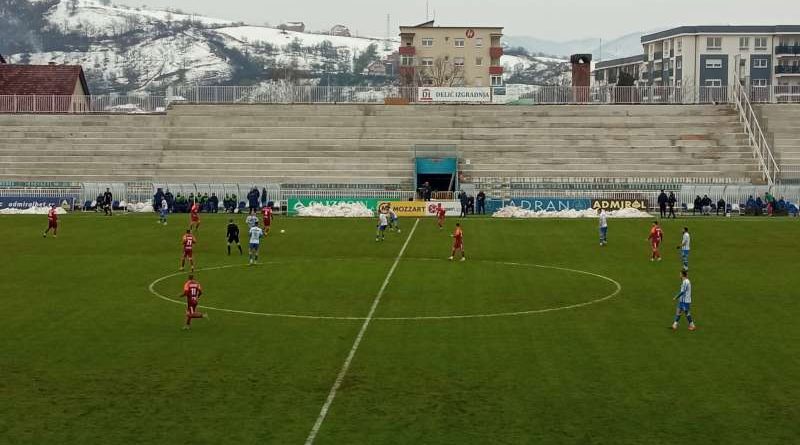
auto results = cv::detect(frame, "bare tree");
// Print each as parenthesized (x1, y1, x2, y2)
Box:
(417, 57, 464, 87)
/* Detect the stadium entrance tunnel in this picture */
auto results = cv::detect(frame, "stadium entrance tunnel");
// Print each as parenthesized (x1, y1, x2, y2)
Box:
(149, 258, 621, 321)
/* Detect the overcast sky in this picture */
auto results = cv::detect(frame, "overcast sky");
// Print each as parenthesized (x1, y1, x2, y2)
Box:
(114, 0, 800, 40)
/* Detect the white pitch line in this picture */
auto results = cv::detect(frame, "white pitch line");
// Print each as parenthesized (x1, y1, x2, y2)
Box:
(303, 218, 420, 445)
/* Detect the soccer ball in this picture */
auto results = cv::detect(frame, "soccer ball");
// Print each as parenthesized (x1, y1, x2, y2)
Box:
(280, 229, 286, 234)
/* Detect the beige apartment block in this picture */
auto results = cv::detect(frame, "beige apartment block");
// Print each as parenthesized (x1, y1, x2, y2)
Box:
(399, 20, 504, 87)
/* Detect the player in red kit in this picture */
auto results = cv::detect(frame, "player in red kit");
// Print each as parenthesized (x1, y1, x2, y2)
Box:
(42, 204, 58, 238)
(261, 205, 273, 235)
(648, 221, 664, 262)
(180, 230, 196, 272)
(182, 275, 208, 330)
(449, 223, 465, 261)
(436, 203, 446, 229)
(189, 201, 200, 233)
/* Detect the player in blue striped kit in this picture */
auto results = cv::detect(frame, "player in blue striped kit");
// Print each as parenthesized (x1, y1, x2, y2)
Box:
(672, 270, 697, 331)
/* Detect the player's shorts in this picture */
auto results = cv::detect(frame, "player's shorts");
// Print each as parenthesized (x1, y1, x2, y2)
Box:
(263, 219, 271, 227)
(453, 241, 464, 250)
(160, 209, 167, 217)
(378, 225, 387, 231)
(678, 302, 691, 313)
(48, 220, 58, 229)
(187, 297, 198, 312)
(250, 243, 260, 250)
(651, 241, 661, 249)
(183, 249, 193, 258)
(191, 216, 200, 223)
(228, 235, 240, 244)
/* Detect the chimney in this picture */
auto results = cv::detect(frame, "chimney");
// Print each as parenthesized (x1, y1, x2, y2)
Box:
(48, 61, 56, 65)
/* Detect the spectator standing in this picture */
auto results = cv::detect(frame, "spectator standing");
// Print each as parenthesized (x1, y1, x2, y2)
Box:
(476, 191, 486, 215)
(716, 198, 726, 216)
(667, 192, 677, 219)
(103, 188, 113, 216)
(247, 188, 260, 213)
(657, 189, 668, 218)
(165, 190, 174, 211)
(693, 195, 702, 215)
(153, 188, 164, 213)
(701, 195, 712, 215)
(261, 187, 268, 208)
(209, 193, 219, 213)
(755, 196, 764, 216)
(459, 191, 468, 218)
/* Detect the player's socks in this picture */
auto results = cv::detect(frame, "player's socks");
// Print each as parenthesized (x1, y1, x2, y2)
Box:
(227, 245, 231, 255)
(686, 315, 694, 325)
(674, 314, 681, 323)
(238, 245, 243, 255)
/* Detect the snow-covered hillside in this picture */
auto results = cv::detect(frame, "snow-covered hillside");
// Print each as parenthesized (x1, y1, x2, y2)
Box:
(3, 0, 570, 93)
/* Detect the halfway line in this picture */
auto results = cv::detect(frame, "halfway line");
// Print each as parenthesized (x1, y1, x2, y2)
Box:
(304, 218, 420, 445)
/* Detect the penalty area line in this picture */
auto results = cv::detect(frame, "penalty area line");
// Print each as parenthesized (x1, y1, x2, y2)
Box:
(303, 218, 420, 445)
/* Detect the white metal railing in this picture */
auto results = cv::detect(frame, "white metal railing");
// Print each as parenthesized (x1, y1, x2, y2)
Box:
(168, 85, 417, 104)
(731, 75, 780, 185)
(0, 95, 167, 114)
(0, 86, 797, 113)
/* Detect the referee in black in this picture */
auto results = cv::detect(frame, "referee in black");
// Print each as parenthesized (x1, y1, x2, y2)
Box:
(226, 219, 243, 255)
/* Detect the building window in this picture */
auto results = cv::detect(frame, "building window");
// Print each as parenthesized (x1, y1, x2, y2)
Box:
(753, 58, 768, 69)
(475, 57, 483, 66)
(677, 39, 682, 53)
(705, 79, 722, 87)
(752, 79, 768, 87)
(454, 57, 465, 67)
(754, 37, 768, 50)
(676, 59, 682, 69)
(705, 59, 723, 69)
(490, 75, 503, 86)
(739, 37, 750, 50)
(475, 38, 483, 47)
(400, 55, 414, 66)
(707, 37, 722, 50)
(421, 57, 434, 67)
(454, 38, 465, 48)
(421, 38, 434, 47)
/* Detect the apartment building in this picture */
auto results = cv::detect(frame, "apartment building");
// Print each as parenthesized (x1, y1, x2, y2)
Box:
(399, 20, 504, 87)
(593, 55, 643, 86)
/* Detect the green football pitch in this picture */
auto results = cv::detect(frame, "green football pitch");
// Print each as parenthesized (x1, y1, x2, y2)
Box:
(1, 213, 798, 444)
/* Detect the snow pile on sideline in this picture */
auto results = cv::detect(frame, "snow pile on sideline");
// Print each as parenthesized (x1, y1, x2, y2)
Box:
(493, 206, 651, 219)
(0, 206, 67, 215)
(297, 203, 374, 218)
(126, 202, 154, 213)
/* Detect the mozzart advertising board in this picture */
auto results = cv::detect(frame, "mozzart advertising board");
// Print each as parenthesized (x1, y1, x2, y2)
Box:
(417, 87, 492, 103)
(379, 201, 427, 217)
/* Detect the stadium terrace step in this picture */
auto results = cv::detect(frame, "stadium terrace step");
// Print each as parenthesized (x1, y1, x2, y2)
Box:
(0, 103, 758, 184)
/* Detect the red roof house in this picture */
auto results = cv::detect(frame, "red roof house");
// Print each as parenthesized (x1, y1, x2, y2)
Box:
(0, 64, 91, 112)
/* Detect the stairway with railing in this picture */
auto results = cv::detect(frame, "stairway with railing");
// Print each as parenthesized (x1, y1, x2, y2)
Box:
(730, 72, 780, 185)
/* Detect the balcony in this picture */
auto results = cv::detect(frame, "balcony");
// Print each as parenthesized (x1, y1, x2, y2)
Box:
(399, 46, 416, 56)
(776, 65, 800, 75)
(399, 66, 416, 76)
(489, 66, 504, 75)
(776, 45, 800, 56)
(490, 47, 504, 59)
